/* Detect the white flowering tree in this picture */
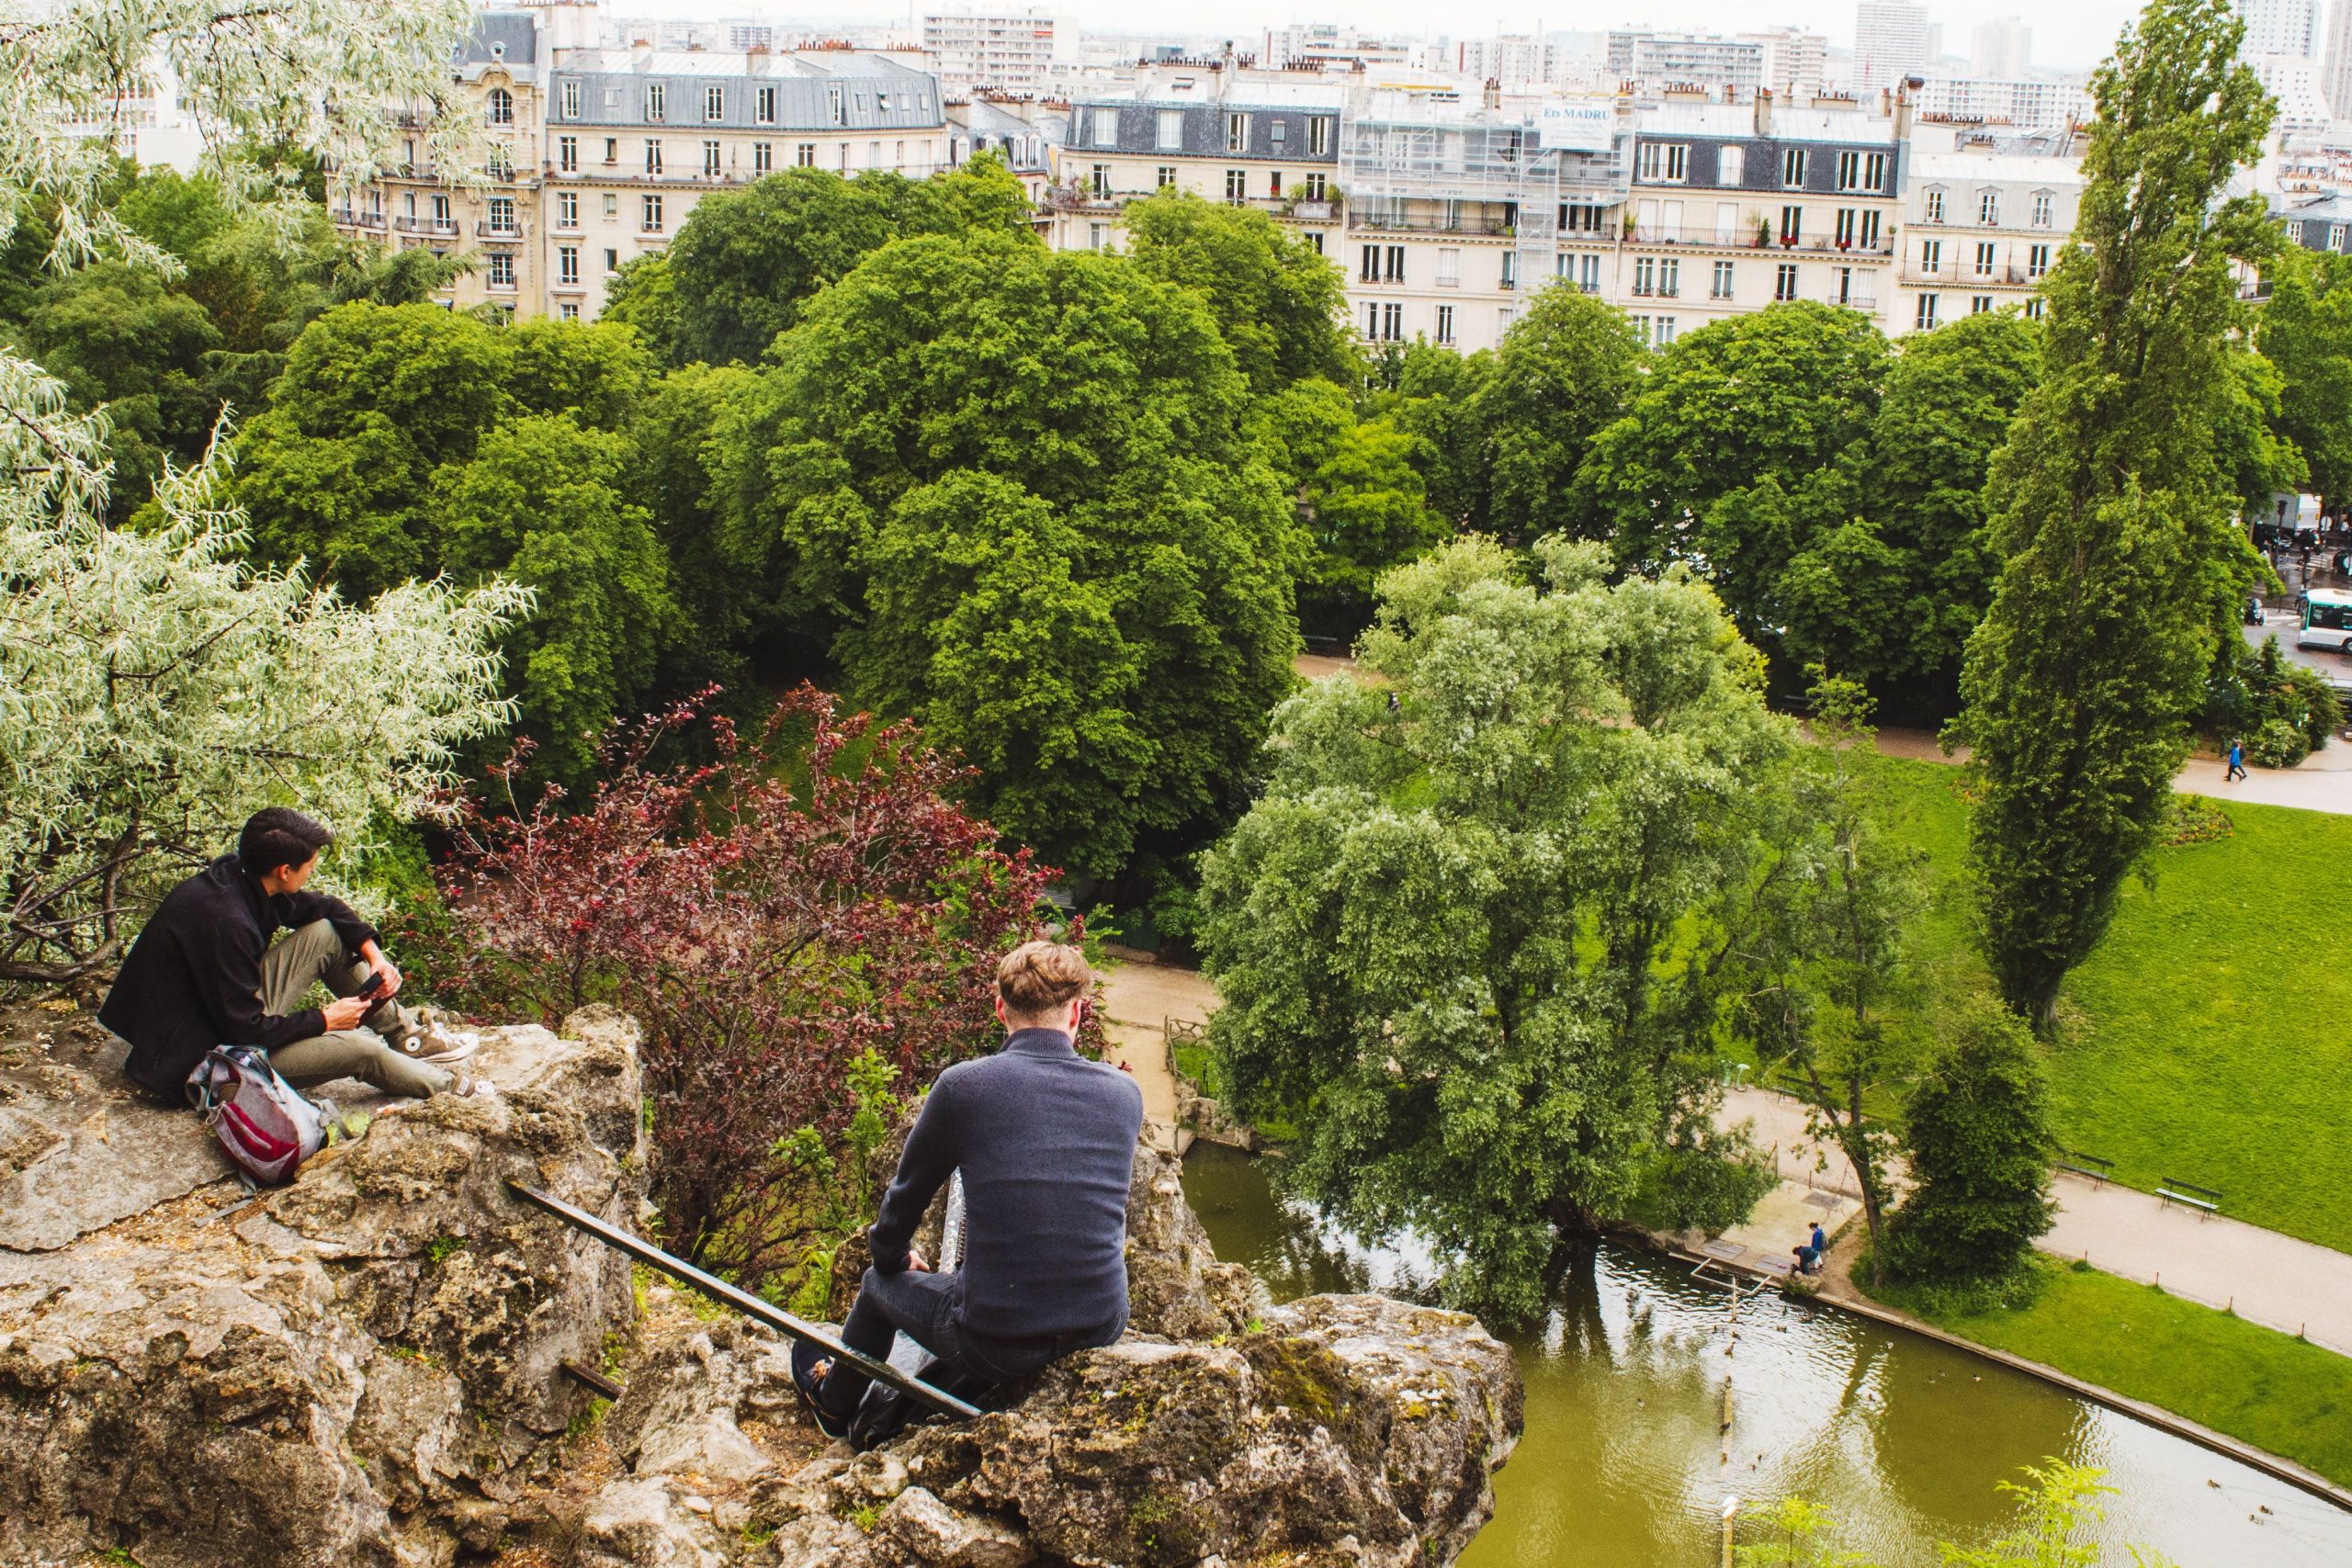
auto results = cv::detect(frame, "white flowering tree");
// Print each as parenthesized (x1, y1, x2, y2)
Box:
(1, 0, 523, 981)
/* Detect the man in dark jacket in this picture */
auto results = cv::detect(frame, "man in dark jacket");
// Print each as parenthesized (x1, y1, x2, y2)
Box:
(100, 807, 482, 1102)
(803, 941, 1144, 1433)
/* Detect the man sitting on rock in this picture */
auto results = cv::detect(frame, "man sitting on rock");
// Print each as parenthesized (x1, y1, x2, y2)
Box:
(101, 807, 486, 1105)
(799, 940, 1145, 1437)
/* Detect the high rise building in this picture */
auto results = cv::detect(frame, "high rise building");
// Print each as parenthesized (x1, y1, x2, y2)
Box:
(2323, 0, 2352, 115)
(1854, 2, 1932, 89)
(1739, 28, 1830, 95)
(1604, 29, 1766, 96)
(2239, 0, 2320, 58)
(1971, 16, 2031, 78)
(922, 7, 1062, 92)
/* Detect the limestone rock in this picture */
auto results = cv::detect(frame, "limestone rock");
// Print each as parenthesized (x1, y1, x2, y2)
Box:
(579, 1474, 727, 1568)
(0, 1007, 646, 1567)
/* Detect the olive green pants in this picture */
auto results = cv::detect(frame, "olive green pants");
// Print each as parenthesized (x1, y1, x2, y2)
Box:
(260, 919, 451, 1100)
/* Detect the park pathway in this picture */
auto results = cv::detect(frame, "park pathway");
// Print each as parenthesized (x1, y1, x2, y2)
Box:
(1723, 1085, 2352, 1356)
(1099, 945, 2352, 1358)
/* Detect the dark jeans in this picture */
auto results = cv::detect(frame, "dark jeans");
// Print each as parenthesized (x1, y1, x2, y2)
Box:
(818, 1265, 1125, 1417)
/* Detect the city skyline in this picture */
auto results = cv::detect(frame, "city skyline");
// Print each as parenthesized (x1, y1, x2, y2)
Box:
(605, 0, 2165, 72)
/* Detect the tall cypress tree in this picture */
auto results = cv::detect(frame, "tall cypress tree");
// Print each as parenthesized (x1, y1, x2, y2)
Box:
(1957, 0, 2277, 1032)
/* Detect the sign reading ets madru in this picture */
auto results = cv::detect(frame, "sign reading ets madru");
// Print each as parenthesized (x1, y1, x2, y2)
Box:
(1538, 101, 1616, 153)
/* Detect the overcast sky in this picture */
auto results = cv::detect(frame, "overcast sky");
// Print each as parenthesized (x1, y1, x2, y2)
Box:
(695, 1, 2169, 73)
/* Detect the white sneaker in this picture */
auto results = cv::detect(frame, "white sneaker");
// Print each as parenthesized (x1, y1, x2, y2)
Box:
(400, 1021, 479, 1065)
(447, 1069, 498, 1100)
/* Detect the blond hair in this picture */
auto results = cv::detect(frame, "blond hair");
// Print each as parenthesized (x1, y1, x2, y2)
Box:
(996, 940, 1091, 1024)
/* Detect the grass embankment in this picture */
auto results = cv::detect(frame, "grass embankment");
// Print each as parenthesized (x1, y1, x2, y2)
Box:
(1874, 756, 2352, 1255)
(1881, 1258, 2352, 1488)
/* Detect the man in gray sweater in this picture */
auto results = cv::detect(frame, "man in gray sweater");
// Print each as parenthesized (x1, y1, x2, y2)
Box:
(806, 941, 1144, 1433)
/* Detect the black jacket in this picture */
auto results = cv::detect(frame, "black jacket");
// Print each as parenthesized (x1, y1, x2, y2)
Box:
(868, 1028, 1145, 1340)
(100, 855, 379, 1096)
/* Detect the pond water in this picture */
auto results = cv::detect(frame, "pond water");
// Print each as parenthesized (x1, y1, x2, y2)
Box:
(1180, 1142, 2352, 1568)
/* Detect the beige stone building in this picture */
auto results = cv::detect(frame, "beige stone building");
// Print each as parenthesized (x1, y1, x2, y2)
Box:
(333, 2, 950, 321)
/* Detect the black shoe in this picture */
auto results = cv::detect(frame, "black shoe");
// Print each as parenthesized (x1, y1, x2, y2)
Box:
(790, 1338, 853, 1441)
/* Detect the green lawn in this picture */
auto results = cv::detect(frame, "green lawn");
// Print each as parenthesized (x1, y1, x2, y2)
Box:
(1885, 1259, 2352, 1487)
(1871, 756, 2352, 1254)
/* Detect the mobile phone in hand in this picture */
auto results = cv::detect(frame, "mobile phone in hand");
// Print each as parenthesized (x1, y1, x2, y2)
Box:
(356, 970, 390, 1004)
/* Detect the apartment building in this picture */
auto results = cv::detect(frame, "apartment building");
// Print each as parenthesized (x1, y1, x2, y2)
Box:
(1910, 75, 2093, 128)
(1604, 31, 1767, 97)
(332, 4, 949, 321)
(922, 7, 1062, 92)
(2238, 0, 2320, 59)
(1853, 1, 1932, 90)
(1892, 139, 2082, 331)
(947, 93, 1061, 205)
(1739, 28, 1831, 96)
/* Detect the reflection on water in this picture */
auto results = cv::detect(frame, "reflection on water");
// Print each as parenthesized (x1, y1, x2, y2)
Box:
(1182, 1142, 2352, 1568)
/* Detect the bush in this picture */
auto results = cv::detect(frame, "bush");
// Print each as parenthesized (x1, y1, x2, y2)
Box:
(1882, 999, 2056, 1290)
(2247, 716, 2309, 768)
(412, 685, 1082, 1293)
(2208, 634, 2341, 767)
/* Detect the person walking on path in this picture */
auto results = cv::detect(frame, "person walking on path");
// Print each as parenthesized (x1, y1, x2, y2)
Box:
(100, 807, 484, 1104)
(2226, 739, 2248, 783)
(797, 940, 1145, 1437)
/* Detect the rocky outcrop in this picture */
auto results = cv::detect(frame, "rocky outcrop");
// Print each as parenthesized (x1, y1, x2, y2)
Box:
(0, 1006, 646, 1568)
(0, 1010, 1524, 1568)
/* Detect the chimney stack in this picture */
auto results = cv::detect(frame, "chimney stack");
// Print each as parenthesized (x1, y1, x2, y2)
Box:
(1755, 86, 1773, 140)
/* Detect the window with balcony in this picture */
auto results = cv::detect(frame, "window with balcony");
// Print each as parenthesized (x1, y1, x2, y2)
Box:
(487, 195, 515, 233)
(1304, 172, 1327, 200)
(1860, 209, 1882, 250)
(1712, 259, 1735, 299)
(486, 144, 513, 179)
(1634, 255, 1657, 296)
(2028, 243, 2051, 278)
(558, 190, 578, 228)
(560, 245, 579, 284)
(1156, 109, 1183, 151)
(756, 85, 776, 125)
(754, 141, 772, 174)
(2031, 190, 2054, 227)
(1782, 148, 1807, 187)
(1269, 171, 1283, 197)
(1775, 262, 1798, 300)
(489, 88, 514, 126)
(432, 193, 451, 228)
(642, 194, 663, 232)
(1658, 257, 1679, 298)
(1438, 247, 1460, 288)
(1225, 168, 1246, 204)
(645, 139, 662, 175)
(1836, 208, 1857, 247)
(706, 85, 725, 122)
(1920, 239, 1942, 275)
(1561, 201, 1605, 233)
(1916, 293, 1939, 329)
(704, 140, 722, 177)
(645, 84, 665, 123)
(561, 79, 580, 118)
(1500, 252, 1518, 290)
(1924, 186, 1944, 223)
(1090, 164, 1112, 197)
(559, 135, 577, 173)
(1780, 204, 1803, 244)
(1974, 241, 1996, 278)
(1979, 189, 2000, 225)
(1227, 112, 1250, 152)
(1436, 304, 1454, 344)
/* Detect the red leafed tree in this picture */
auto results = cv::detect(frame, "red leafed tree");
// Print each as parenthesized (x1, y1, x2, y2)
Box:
(418, 684, 1083, 1290)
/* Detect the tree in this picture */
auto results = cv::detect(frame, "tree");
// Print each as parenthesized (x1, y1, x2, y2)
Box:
(711, 231, 1303, 881)
(1724, 676, 1927, 1280)
(599, 250, 682, 363)
(1576, 301, 1889, 662)
(429, 413, 676, 783)
(2259, 246, 2352, 519)
(1464, 284, 1645, 541)
(630, 361, 763, 689)
(1956, 0, 2277, 1032)
(1250, 378, 1449, 632)
(659, 159, 1036, 367)
(1122, 189, 1355, 392)
(1881, 999, 2056, 1291)
(1195, 536, 1782, 1320)
(418, 688, 1075, 1296)
(1867, 310, 2043, 704)
(1374, 339, 1495, 529)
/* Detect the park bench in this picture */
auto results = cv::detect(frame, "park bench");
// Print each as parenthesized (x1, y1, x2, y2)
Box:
(2156, 1177, 2223, 1218)
(2055, 1149, 2114, 1186)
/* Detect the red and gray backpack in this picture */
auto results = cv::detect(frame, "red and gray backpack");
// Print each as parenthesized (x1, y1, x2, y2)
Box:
(186, 1044, 332, 1186)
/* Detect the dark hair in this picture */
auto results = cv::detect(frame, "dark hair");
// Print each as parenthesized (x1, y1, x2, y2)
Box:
(238, 807, 334, 878)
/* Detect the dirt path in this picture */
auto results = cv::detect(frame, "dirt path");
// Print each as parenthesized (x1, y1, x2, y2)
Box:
(1095, 948, 1219, 1155)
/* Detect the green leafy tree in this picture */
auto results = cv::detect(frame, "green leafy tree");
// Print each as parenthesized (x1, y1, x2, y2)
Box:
(1461, 284, 1643, 540)
(1122, 189, 1354, 391)
(1955, 0, 2277, 1031)
(1726, 675, 1927, 1280)
(1882, 999, 2055, 1291)
(1576, 301, 1889, 661)
(712, 231, 1301, 880)
(2259, 246, 2352, 518)
(1374, 339, 1494, 527)
(659, 158, 1035, 367)
(600, 250, 681, 362)
(631, 361, 762, 689)
(1251, 378, 1449, 631)
(1196, 536, 1781, 1320)
(1868, 310, 2044, 701)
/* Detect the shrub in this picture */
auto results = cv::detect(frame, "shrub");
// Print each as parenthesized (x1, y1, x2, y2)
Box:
(413, 685, 1081, 1292)
(2247, 716, 2309, 769)
(1882, 999, 2055, 1292)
